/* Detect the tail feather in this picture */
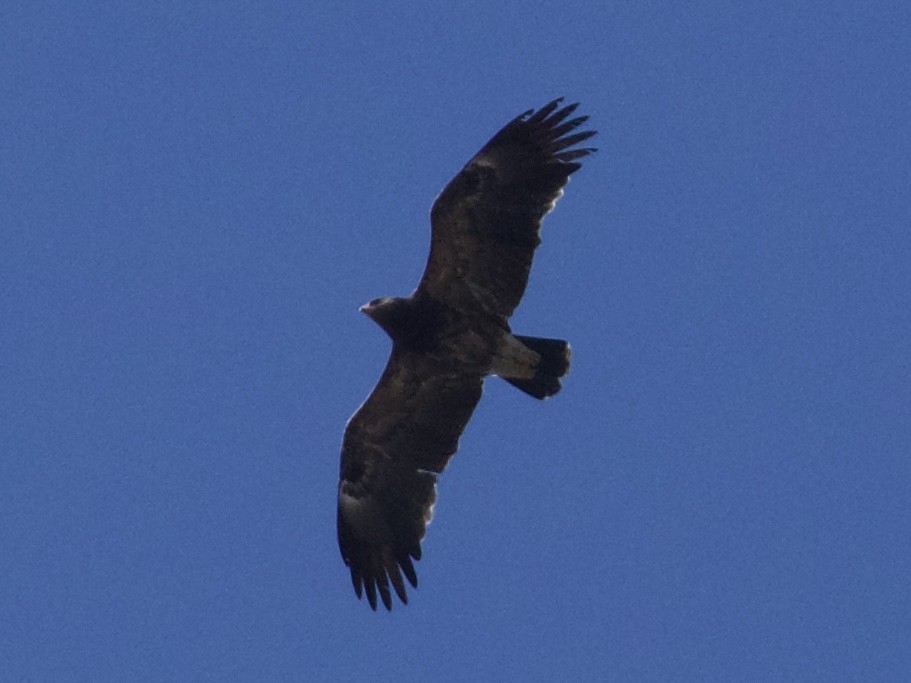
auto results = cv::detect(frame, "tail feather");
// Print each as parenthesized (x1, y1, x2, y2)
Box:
(503, 335, 571, 400)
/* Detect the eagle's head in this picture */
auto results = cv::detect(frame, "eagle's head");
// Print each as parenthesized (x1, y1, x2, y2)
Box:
(359, 296, 413, 339)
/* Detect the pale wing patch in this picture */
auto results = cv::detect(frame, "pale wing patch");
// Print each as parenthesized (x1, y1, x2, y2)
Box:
(338, 489, 384, 542)
(545, 183, 567, 214)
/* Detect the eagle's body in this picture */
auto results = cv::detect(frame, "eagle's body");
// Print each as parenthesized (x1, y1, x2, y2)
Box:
(337, 99, 596, 610)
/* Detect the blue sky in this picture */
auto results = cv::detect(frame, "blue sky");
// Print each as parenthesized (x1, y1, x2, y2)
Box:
(3, 2, 910, 679)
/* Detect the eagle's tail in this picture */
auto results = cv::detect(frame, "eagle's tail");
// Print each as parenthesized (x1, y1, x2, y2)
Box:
(502, 335, 571, 400)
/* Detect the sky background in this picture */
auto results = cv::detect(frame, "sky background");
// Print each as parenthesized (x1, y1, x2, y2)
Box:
(3, 2, 910, 680)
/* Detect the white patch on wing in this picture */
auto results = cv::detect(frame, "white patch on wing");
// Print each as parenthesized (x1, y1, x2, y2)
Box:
(544, 183, 568, 214)
(469, 153, 498, 169)
(339, 489, 384, 541)
(423, 483, 437, 526)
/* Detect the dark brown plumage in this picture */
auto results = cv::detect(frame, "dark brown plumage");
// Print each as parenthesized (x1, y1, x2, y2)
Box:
(337, 99, 596, 610)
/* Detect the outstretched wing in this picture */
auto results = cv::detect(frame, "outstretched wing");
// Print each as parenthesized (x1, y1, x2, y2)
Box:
(337, 349, 484, 610)
(418, 98, 596, 317)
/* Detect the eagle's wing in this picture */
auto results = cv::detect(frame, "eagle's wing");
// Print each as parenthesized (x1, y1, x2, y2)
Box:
(337, 348, 484, 610)
(417, 98, 596, 317)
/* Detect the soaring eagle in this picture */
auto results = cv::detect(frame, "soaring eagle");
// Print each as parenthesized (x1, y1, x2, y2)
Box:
(337, 99, 596, 610)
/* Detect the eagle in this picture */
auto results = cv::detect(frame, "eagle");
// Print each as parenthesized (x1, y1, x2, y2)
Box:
(337, 99, 596, 610)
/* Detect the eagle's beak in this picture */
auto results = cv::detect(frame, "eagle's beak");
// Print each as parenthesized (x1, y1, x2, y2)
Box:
(359, 299, 381, 315)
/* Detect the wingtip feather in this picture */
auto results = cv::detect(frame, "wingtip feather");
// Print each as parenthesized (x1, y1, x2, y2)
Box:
(527, 97, 564, 124)
(524, 100, 597, 168)
(364, 578, 378, 611)
(401, 556, 419, 588)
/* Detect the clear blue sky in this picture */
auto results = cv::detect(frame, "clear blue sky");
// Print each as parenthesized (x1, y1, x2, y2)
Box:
(3, 2, 909, 680)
